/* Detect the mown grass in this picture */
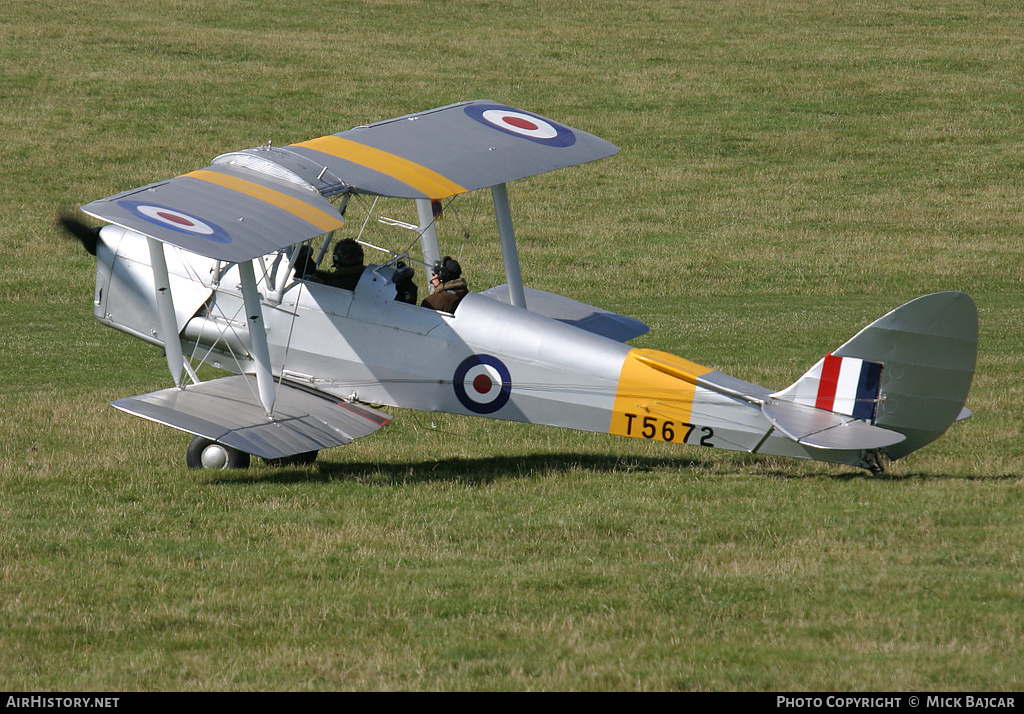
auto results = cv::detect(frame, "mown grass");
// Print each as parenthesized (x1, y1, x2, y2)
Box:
(1, 0, 1022, 691)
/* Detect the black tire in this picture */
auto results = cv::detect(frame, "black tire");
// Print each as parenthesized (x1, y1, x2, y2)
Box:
(186, 436, 251, 469)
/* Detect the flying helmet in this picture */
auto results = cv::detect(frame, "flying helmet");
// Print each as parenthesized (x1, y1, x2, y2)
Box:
(433, 256, 462, 283)
(333, 238, 363, 269)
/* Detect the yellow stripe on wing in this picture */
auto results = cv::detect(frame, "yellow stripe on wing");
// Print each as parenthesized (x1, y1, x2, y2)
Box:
(185, 170, 345, 233)
(295, 136, 466, 199)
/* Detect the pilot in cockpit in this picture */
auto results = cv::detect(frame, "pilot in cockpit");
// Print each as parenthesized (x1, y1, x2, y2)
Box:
(322, 238, 365, 290)
(421, 256, 468, 313)
(294, 238, 420, 305)
(294, 238, 365, 291)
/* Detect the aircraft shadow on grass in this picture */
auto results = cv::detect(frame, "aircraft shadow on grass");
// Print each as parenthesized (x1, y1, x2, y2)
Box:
(205, 452, 711, 486)
(201, 452, 891, 486)
(201, 451, 1020, 486)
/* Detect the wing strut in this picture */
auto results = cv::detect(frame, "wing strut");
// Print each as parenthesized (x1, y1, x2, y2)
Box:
(238, 260, 277, 417)
(147, 237, 186, 388)
(492, 183, 526, 309)
(416, 199, 441, 271)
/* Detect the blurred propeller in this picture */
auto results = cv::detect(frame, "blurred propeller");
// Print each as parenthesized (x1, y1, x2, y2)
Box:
(57, 212, 100, 256)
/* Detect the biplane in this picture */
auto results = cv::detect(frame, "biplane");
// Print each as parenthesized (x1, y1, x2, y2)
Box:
(61, 100, 978, 473)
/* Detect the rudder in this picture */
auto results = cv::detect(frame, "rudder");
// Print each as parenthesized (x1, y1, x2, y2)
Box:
(774, 292, 978, 460)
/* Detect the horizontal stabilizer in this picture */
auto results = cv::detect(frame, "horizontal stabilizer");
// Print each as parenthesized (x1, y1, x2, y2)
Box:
(761, 399, 905, 451)
(112, 375, 391, 460)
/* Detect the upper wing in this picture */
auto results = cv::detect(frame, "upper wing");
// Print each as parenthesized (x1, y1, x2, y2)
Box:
(81, 100, 618, 263)
(286, 100, 619, 199)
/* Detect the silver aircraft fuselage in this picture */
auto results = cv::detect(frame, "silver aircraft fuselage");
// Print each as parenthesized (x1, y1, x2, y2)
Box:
(95, 224, 966, 471)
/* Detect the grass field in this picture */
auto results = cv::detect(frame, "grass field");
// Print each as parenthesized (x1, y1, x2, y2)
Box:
(1, 0, 1022, 691)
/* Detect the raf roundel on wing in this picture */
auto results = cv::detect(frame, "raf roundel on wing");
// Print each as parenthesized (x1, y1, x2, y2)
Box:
(464, 104, 577, 147)
(118, 200, 233, 244)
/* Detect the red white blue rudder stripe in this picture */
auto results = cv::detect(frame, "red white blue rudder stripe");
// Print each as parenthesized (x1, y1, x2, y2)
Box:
(774, 354, 883, 421)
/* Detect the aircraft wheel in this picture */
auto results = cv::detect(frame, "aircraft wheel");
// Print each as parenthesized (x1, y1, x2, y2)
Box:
(263, 451, 318, 467)
(186, 436, 251, 469)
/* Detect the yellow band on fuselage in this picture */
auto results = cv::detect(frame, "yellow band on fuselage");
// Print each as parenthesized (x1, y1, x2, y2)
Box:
(185, 170, 345, 234)
(295, 136, 466, 199)
(610, 349, 713, 443)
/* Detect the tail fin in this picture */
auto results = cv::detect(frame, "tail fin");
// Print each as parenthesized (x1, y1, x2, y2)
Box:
(773, 291, 978, 460)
